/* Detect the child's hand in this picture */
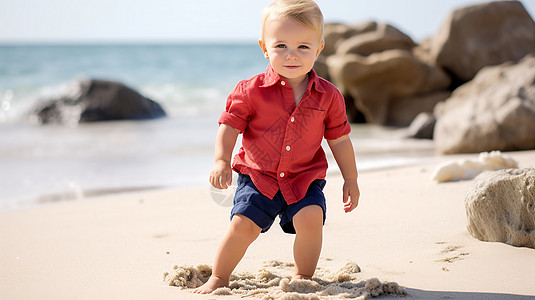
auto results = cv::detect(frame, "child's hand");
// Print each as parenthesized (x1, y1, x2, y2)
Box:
(342, 178, 360, 213)
(210, 160, 233, 189)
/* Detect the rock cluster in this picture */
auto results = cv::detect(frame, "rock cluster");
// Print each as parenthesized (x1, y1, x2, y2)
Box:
(465, 168, 535, 248)
(318, 21, 450, 125)
(317, 0, 535, 154)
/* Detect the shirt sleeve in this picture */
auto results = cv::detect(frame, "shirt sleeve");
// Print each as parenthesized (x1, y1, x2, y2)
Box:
(218, 80, 251, 133)
(324, 88, 351, 140)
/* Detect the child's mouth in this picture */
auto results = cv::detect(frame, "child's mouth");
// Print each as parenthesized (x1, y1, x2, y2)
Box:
(284, 65, 300, 69)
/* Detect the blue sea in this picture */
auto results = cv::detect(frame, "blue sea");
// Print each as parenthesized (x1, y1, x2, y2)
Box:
(0, 43, 436, 211)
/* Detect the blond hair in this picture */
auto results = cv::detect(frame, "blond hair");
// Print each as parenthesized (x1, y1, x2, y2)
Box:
(261, 0, 324, 43)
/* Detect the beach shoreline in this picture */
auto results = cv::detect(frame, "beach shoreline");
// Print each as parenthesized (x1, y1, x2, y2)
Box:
(0, 121, 436, 212)
(1, 150, 535, 299)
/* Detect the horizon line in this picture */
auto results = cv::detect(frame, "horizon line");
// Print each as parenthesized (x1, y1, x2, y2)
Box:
(0, 38, 263, 46)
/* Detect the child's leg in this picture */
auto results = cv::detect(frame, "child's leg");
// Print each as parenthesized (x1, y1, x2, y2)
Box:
(292, 204, 323, 279)
(192, 214, 261, 294)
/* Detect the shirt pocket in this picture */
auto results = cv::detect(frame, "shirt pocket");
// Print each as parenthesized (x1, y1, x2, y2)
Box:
(295, 107, 326, 143)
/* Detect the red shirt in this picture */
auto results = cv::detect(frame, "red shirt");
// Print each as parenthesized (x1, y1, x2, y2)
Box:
(219, 65, 351, 204)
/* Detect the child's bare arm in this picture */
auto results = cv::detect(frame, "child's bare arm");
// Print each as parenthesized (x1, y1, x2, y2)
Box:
(210, 124, 240, 189)
(327, 135, 360, 213)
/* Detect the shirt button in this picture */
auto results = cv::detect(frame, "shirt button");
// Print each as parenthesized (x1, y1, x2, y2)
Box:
(286, 146, 291, 151)
(281, 81, 286, 86)
(290, 116, 295, 122)
(280, 172, 285, 178)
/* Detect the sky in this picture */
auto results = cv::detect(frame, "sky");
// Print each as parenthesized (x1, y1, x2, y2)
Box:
(1, 0, 534, 44)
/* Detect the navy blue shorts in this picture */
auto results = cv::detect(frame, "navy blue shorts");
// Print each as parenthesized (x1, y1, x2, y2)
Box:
(231, 174, 327, 234)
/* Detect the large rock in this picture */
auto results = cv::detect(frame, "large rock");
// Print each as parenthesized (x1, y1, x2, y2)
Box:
(387, 91, 450, 127)
(316, 21, 380, 80)
(327, 49, 450, 124)
(30, 79, 166, 125)
(434, 54, 535, 154)
(335, 22, 416, 57)
(465, 168, 535, 248)
(322, 22, 379, 57)
(427, 0, 535, 82)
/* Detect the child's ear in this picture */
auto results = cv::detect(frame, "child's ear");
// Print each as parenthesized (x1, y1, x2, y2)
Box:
(315, 42, 325, 60)
(258, 39, 269, 59)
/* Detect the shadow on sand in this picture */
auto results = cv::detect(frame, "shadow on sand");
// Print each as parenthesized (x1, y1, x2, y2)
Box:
(400, 288, 535, 300)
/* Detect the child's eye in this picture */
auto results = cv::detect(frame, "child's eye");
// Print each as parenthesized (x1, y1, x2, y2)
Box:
(299, 45, 310, 49)
(275, 44, 286, 48)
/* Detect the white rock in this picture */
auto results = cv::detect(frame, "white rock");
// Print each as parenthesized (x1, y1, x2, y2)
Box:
(431, 151, 518, 182)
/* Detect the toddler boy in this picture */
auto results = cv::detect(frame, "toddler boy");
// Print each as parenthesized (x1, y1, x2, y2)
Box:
(193, 0, 360, 294)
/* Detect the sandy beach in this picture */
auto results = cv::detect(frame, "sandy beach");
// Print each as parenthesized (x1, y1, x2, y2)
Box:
(2, 1, 535, 298)
(1, 150, 535, 300)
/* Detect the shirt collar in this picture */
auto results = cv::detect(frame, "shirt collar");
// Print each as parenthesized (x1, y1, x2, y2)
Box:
(260, 64, 326, 93)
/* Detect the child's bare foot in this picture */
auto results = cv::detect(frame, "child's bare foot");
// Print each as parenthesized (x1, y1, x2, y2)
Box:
(191, 275, 229, 294)
(293, 274, 313, 280)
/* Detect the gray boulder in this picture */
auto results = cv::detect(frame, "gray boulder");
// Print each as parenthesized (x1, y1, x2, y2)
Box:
(30, 79, 166, 125)
(426, 0, 535, 82)
(465, 168, 535, 248)
(434, 54, 535, 154)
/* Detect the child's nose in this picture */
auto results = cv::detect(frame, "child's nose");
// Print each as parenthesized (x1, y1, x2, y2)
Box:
(286, 49, 298, 60)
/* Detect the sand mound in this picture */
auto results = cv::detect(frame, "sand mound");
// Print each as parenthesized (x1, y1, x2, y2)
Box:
(163, 261, 406, 299)
(162, 263, 212, 289)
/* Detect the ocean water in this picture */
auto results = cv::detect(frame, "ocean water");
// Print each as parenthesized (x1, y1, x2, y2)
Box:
(0, 44, 266, 119)
(0, 43, 436, 211)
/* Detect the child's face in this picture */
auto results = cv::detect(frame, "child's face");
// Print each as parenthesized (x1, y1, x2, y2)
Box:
(259, 17, 324, 84)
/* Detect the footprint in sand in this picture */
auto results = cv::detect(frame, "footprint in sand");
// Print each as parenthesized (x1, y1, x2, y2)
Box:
(436, 244, 469, 271)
